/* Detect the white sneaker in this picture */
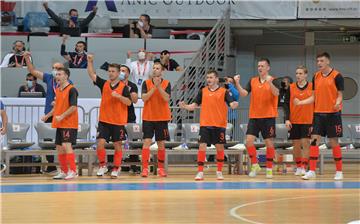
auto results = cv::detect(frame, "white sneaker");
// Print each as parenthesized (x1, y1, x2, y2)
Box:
(249, 164, 261, 178)
(334, 171, 343, 180)
(302, 171, 316, 180)
(295, 168, 305, 176)
(64, 170, 78, 180)
(266, 168, 273, 179)
(216, 171, 224, 180)
(195, 172, 204, 181)
(53, 171, 67, 180)
(97, 166, 108, 176)
(111, 169, 120, 179)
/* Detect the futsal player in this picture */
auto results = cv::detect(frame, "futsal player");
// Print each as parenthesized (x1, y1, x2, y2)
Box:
(234, 58, 279, 178)
(297, 52, 344, 180)
(283, 65, 313, 176)
(179, 70, 238, 180)
(140, 62, 171, 178)
(42, 68, 79, 180)
(87, 54, 131, 178)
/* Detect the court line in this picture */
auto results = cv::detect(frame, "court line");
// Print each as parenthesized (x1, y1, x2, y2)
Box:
(229, 194, 355, 224)
(1, 182, 359, 193)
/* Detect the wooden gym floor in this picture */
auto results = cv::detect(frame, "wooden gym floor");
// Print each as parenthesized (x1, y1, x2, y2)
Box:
(1, 163, 359, 224)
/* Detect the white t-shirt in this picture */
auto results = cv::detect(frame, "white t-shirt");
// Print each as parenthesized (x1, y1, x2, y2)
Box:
(126, 59, 153, 94)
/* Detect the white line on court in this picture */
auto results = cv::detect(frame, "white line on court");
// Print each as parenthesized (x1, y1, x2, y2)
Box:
(229, 194, 355, 224)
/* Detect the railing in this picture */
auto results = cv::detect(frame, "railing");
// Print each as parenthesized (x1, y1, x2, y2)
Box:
(169, 7, 231, 124)
(3, 104, 86, 143)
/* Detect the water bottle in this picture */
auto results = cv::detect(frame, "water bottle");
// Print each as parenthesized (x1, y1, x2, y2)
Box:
(181, 137, 187, 149)
(124, 138, 129, 150)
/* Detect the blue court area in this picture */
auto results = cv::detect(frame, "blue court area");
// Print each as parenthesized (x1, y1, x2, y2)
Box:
(2, 181, 359, 193)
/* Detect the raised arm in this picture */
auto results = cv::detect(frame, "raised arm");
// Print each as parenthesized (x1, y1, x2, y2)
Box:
(267, 76, 279, 96)
(234, 75, 249, 97)
(24, 51, 44, 80)
(60, 35, 71, 61)
(86, 54, 97, 82)
(43, 2, 63, 26)
(80, 6, 97, 27)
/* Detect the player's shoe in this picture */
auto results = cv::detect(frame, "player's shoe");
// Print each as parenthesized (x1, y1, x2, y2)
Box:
(266, 168, 273, 179)
(111, 168, 120, 179)
(157, 168, 167, 177)
(295, 168, 306, 176)
(302, 170, 316, 180)
(249, 164, 261, 177)
(96, 166, 108, 176)
(334, 171, 343, 180)
(195, 172, 204, 181)
(53, 171, 67, 180)
(141, 168, 149, 178)
(216, 171, 224, 180)
(64, 170, 78, 180)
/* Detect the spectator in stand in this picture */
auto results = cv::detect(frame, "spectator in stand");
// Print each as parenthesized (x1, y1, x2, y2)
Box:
(126, 49, 154, 94)
(154, 50, 183, 72)
(18, 73, 46, 97)
(60, 35, 87, 69)
(43, 2, 97, 36)
(130, 14, 154, 39)
(0, 40, 32, 68)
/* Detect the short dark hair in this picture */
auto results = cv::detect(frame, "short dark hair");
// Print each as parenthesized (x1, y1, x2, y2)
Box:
(108, 63, 121, 71)
(206, 69, 219, 77)
(160, 50, 170, 55)
(153, 61, 165, 70)
(26, 73, 36, 80)
(141, 14, 150, 24)
(258, 58, 270, 65)
(58, 68, 70, 77)
(316, 52, 331, 59)
(120, 64, 131, 73)
(68, 9, 78, 15)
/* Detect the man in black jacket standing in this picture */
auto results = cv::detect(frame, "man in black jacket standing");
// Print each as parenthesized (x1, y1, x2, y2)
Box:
(43, 2, 97, 36)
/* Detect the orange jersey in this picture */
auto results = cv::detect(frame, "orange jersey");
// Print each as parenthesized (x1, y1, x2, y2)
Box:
(289, 82, 314, 124)
(52, 84, 78, 129)
(248, 76, 278, 118)
(313, 69, 343, 113)
(142, 79, 172, 121)
(99, 80, 128, 125)
(199, 87, 229, 128)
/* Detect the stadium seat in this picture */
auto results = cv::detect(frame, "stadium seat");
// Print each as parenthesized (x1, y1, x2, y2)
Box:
(73, 123, 95, 149)
(164, 123, 181, 148)
(6, 123, 35, 149)
(23, 12, 50, 33)
(181, 123, 200, 149)
(348, 124, 360, 148)
(88, 15, 113, 33)
(274, 124, 292, 149)
(125, 123, 143, 149)
(34, 123, 56, 149)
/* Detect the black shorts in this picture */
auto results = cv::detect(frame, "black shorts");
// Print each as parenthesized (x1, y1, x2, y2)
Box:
(55, 128, 77, 145)
(312, 113, 343, 138)
(142, 121, 170, 141)
(246, 118, 276, 139)
(289, 124, 312, 140)
(97, 121, 126, 143)
(199, 127, 226, 146)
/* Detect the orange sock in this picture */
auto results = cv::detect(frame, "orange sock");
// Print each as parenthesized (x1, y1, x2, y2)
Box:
(295, 158, 302, 168)
(97, 148, 106, 166)
(332, 145, 342, 171)
(266, 147, 275, 169)
(247, 146, 257, 164)
(66, 153, 76, 172)
(216, 150, 224, 172)
(58, 153, 68, 173)
(309, 145, 319, 171)
(197, 150, 206, 172)
(302, 158, 309, 169)
(113, 150, 123, 170)
(142, 147, 150, 169)
(158, 148, 165, 169)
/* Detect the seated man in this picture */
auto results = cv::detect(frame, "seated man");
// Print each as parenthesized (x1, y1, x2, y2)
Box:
(0, 40, 32, 68)
(129, 14, 153, 39)
(18, 73, 46, 97)
(60, 35, 87, 68)
(154, 50, 183, 71)
(43, 2, 97, 36)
